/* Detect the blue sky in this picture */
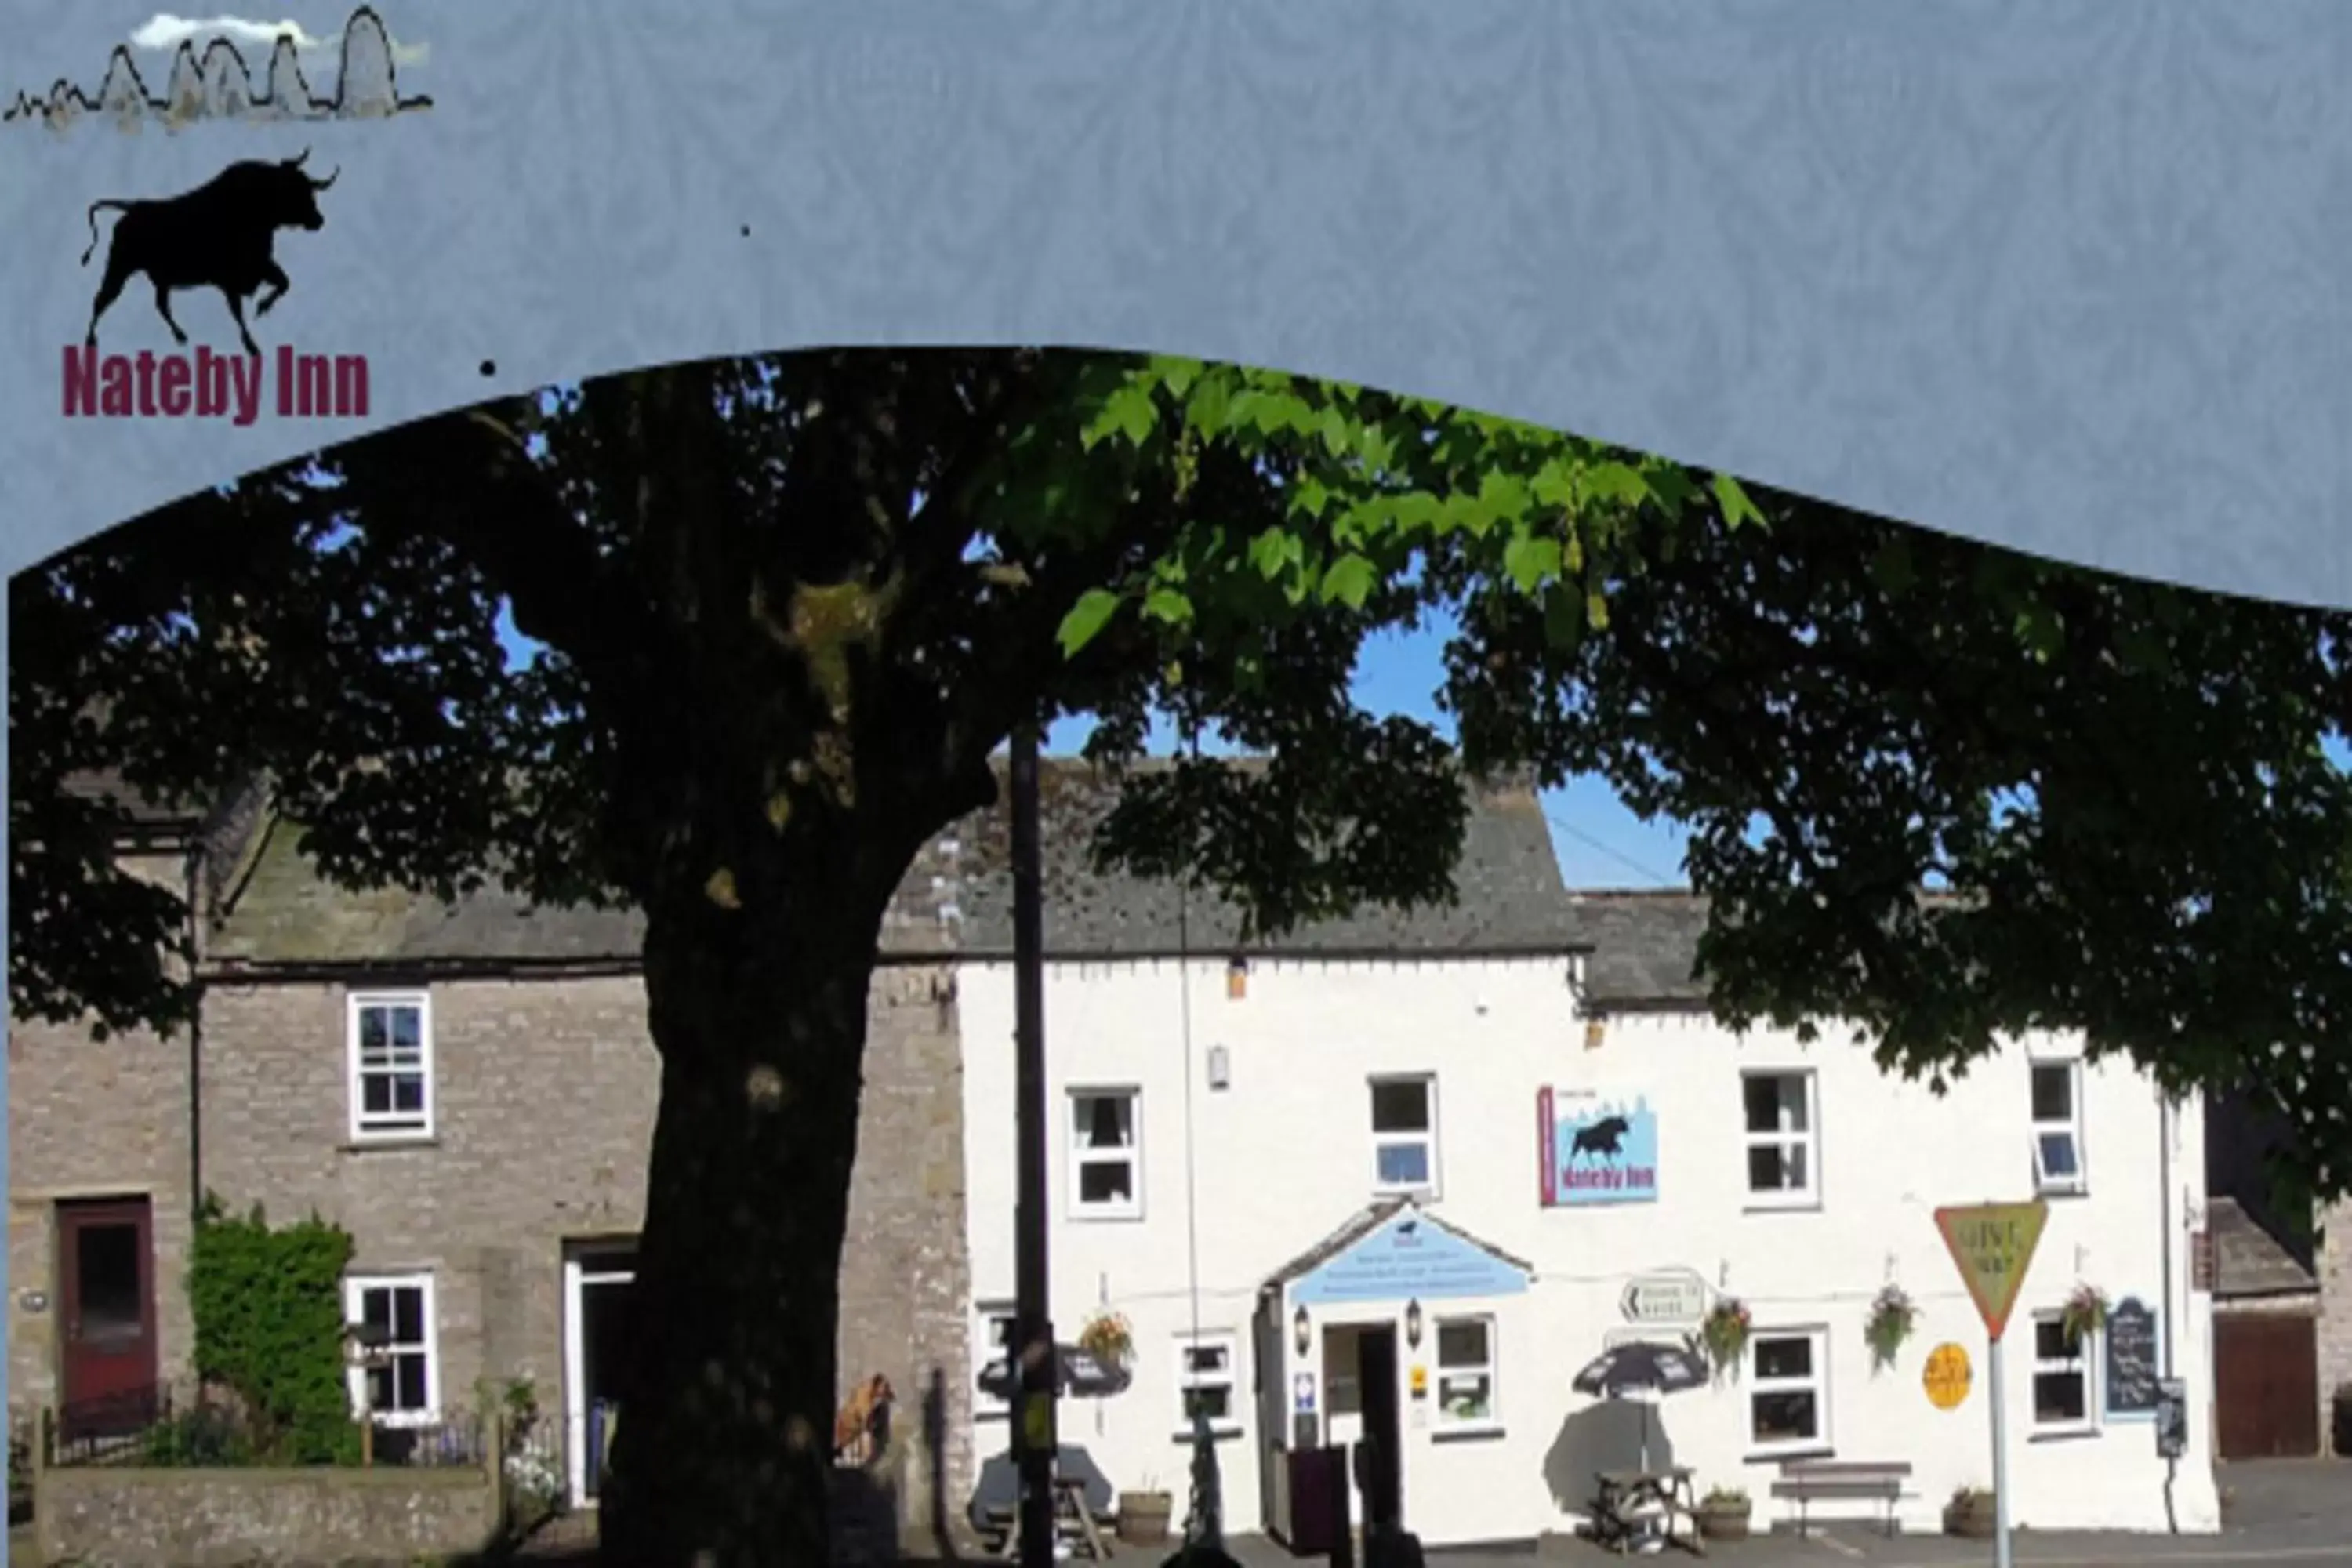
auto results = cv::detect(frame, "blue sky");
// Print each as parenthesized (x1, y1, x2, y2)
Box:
(488, 608, 1694, 889)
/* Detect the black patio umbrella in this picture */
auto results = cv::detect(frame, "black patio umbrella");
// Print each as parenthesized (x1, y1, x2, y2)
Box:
(975, 1344, 1132, 1401)
(1571, 1341, 1708, 1472)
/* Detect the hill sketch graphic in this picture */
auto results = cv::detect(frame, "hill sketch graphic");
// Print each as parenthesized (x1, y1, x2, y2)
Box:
(5, 5, 430, 133)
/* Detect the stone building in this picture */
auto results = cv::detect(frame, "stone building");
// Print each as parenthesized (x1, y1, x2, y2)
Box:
(6, 777, 981, 1545)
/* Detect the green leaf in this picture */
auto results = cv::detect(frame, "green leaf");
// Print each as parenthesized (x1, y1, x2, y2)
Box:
(1320, 554, 1378, 610)
(1145, 586, 1195, 626)
(1503, 535, 1564, 593)
(1057, 589, 1124, 657)
(1250, 528, 1304, 581)
(1713, 473, 1764, 529)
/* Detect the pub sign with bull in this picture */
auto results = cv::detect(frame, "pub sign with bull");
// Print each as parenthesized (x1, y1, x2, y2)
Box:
(1539, 1087, 1660, 1207)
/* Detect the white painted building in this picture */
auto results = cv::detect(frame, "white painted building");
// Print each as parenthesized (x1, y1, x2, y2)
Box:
(956, 772, 2223, 1547)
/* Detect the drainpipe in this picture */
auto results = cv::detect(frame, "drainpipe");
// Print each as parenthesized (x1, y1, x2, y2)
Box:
(2158, 1087, 2177, 1534)
(184, 834, 205, 1225)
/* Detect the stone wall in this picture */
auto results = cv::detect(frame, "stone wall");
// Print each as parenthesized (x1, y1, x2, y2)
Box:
(2320, 1197, 2352, 1454)
(34, 1462, 499, 1566)
(195, 960, 977, 1539)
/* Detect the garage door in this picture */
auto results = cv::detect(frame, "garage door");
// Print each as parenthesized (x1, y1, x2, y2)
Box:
(2214, 1312, 2320, 1460)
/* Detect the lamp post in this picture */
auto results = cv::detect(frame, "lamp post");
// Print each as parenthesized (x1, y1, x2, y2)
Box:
(1010, 724, 1057, 1568)
(345, 1321, 393, 1468)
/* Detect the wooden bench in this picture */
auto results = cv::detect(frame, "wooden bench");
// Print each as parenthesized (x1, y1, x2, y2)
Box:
(1769, 1461, 1912, 1538)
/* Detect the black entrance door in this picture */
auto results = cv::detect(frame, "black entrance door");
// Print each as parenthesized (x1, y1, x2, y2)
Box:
(1355, 1325, 1402, 1530)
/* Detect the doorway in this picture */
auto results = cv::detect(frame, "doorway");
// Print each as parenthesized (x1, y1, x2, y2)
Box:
(562, 1243, 638, 1508)
(2215, 1311, 2320, 1459)
(1319, 1321, 1403, 1533)
(56, 1196, 158, 1443)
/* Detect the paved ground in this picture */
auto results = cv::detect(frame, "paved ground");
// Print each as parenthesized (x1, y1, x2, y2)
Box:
(487, 1461, 2351, 1567)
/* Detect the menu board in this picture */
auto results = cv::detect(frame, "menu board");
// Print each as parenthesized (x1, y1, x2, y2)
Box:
(2103, 1296, 2161, 1417)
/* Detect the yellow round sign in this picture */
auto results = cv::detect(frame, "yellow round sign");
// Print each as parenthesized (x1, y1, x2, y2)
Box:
(1923, 1342, 1973, 1410)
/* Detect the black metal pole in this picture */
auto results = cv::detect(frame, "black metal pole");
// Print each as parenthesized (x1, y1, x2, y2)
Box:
(1011, 726, 1058, 1568)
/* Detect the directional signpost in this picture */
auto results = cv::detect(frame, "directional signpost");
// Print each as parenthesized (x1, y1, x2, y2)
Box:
(1935, 1201, 2049, 1568)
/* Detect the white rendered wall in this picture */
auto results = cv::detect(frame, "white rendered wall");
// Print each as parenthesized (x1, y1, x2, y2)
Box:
(955, 956, 2220, 1545)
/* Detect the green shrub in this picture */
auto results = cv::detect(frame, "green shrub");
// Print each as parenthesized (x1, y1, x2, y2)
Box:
(186, 1192, 362, 1465)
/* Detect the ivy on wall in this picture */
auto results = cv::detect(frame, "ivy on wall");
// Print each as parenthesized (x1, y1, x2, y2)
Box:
(184, 1192, 360, 1464)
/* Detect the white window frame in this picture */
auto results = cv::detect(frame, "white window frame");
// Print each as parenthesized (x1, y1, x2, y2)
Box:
(343, 1272, 440, 1428)
(1369, 1073, 1440, 1198)
(972, 1301, 1016, 1420)
(2031, 1058, 2088, 1196)
(2030, 1310, 2097, 1435)
(1745, 1327, 1830, 1454)
(1067, 1087, 1142, 1221)
(1740, 1069, 1820, 1209)
(1174, 1328, 1243, 1438)
(1433, 1314, 1500, 1432)
(347, 991, 435, 1142)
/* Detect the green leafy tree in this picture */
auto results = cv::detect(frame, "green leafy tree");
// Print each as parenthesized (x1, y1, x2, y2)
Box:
(13, 350, 2350, 1564)
(185, 1196, 360, 1464)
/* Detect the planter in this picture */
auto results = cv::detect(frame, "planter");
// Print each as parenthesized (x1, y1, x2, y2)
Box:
(1696, 1503, 1751, 1542)
(1118, 1491, 1174, 1547)
(1944, 1498, 1996, 1541)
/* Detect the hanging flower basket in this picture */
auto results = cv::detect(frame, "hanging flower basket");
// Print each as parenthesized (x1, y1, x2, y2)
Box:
(1864, 1284, 1920, 1374)
(1079, 1310, 1136, 1370)
(2061, 1284, 2109, 1352)
(1700, 1299, 1751, 1382)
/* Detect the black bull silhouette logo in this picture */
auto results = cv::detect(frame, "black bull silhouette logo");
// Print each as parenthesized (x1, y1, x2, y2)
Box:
(1567, 1114, 1632, 1162)
(81, 151, 339, 358)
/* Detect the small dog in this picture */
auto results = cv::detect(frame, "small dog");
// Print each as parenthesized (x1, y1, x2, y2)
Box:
(832, 1373, 895, 1466)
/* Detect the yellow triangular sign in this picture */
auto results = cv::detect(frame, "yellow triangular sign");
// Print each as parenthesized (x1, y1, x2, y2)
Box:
(1934, 1200, 2049, 1341)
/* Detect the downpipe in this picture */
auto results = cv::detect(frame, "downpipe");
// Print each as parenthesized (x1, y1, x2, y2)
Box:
(2158, 1087, 2178, 1535)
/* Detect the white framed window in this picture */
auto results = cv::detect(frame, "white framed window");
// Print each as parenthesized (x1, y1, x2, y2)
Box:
(1370, 1074, 1439, 1195)
(2031, 1312, 2096, 1432)
(347, 992, 434, 1142)
(1069, 1088, 1142, 1219)
(1174, 1329, 1242, 1437)
(343, 1273, 438, 1427)
(1741, 1070, 1819, 1207)
(1435, 1316, 1498, 1431)
(972, 1301, 1016, 1419)
(2031, 1060, 2087, 1196)
(1747, 1328, 1828, 1452)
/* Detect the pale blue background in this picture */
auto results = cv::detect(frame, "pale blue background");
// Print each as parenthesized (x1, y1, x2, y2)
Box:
(5, 0, 2350, 1434)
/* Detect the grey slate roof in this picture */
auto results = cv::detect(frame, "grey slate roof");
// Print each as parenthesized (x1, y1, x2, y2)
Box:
(2208, 1197, 2320, 1300)
(1566, 891, 1713, 1010)
(950, 760, 1579, 959)
(207, 757, 1586, 969)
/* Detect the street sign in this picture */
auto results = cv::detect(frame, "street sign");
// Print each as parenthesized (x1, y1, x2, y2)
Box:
(1922, 1342, 1972, 1410)
(1934, 1201, 2049, 1341)
(1619, 1270, 1708, 1327)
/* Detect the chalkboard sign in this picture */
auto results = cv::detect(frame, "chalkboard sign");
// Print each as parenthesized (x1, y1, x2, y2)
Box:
(2103, 1296, 2161, 1418)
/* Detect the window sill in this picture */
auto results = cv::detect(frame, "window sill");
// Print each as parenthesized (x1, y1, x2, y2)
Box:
(1741, 1198, 1822, 1215)
(2027, 1425, 2100, 1446)
(1069, 1207, 1145, 1224)
(342, 1134, 438, 1153)
(1431, 1424, 1505, 1444)
(2034, 1187, 2090, 1201)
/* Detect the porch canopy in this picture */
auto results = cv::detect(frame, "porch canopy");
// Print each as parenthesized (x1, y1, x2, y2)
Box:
(1265, 1197, 1534, 1309)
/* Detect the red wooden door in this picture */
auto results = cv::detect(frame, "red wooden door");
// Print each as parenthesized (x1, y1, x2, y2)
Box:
(2214, 1312, 2320, 1460)
(56, 1197, 158, 1439)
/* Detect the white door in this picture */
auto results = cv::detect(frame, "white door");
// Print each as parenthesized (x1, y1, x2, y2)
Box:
(1320, 1326, 1365, 1530)
(563, 1248, 637, 1508)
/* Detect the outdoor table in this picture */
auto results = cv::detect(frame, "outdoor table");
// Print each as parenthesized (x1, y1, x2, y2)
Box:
(1592, 1467, 1705, 1558)
(984, 1475, 1117, 1559)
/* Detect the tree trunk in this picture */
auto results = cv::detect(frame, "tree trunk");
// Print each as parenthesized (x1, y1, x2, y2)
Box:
(596, 869, 890, 1567)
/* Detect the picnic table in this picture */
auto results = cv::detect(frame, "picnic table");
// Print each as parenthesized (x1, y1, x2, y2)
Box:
(1590, 1467, 1706, 1557)
(978, 1474, 1117, 1559)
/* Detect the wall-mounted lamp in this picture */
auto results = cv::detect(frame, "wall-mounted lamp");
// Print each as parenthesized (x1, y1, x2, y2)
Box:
(1583, 1018, 1607, 1051)
(1404, 1298, 1424, 1351)
(1227, 957, 1250, 1000)
(1294, 1304, 1312, 1357)
(1207, 1044, 1231, 1091)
